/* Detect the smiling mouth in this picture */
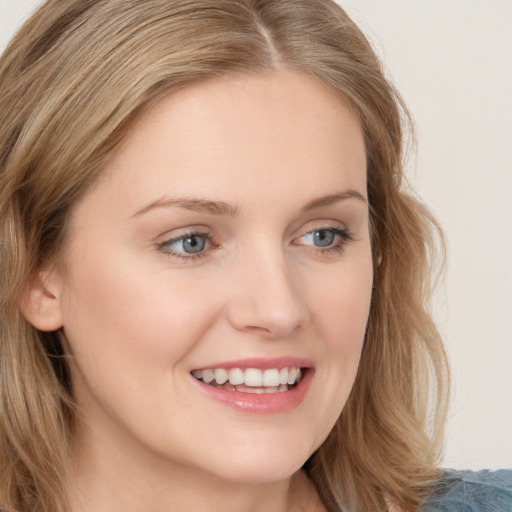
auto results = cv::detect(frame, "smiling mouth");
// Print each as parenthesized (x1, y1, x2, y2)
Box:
(191, 367, 303, 394)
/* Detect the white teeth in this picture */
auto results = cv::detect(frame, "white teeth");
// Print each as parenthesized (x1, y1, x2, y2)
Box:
(262, 369, 281, 387)
(244, 368, 263, 387)
(287, 367, 298, 385)
(192, 366, 303, 388)
(202, 369, 215, 384)
(214, 368, 228, 385)
(228, 368, 244, 385)
(244, 386, 265, 394)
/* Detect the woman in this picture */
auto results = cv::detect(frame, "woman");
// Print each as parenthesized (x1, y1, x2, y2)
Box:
(0, 1, 510, 511)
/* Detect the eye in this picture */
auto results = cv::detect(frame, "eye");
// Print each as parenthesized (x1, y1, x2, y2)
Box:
(157, 231, 211, 259)
(298, 228, 349, 247)
(294, 226, 354, 255)
(173, 234, 206, 254)
(305, 229, 336, 247)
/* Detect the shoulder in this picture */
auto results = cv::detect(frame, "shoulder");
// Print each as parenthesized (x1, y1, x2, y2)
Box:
(420, 469, 512, 512)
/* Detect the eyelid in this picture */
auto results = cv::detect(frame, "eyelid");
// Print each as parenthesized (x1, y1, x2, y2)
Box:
(293, 220, 347, 240)
(153, 224, 210, 242)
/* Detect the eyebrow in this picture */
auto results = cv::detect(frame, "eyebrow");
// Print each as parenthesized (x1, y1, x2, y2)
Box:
(300, 190, 367, 212)
(131, 189, 367, 218)
(132, 197, 239, 218)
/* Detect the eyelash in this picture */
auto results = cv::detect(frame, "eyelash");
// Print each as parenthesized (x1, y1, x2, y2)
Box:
(157, 226, 354, 262)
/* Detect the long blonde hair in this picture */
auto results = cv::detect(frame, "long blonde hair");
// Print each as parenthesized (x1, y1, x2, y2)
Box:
(0, 1, 449, 510)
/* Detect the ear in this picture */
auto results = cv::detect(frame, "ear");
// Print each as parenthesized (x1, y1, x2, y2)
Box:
(18, 269, 64, 332)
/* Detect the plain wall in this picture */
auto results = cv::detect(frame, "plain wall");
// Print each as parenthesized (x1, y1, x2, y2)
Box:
(1, 0, 511, 470)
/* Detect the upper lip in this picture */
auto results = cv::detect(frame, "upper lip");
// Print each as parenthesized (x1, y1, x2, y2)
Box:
(191, 357, 313, 371)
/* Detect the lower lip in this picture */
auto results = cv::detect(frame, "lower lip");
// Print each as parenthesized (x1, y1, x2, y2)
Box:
(192, 369, 313, 414)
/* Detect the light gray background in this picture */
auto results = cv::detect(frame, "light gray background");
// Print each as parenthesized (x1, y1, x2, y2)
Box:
(1, 0, 511, 470)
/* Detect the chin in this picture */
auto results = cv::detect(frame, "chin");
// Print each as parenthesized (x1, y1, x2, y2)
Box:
(199, 438, 313, 485)
(213, 460, 305, 485)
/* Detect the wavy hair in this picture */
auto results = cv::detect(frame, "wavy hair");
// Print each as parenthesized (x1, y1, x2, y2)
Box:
(0, 1, 449, 510)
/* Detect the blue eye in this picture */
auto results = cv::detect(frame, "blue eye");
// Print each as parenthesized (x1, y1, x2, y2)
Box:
(160, 233, 208, 257)
(310, 229, 335, 247)
(301, 229, 338, 247)
(172, 234, 206, 254)
(296, 227, 353, 254)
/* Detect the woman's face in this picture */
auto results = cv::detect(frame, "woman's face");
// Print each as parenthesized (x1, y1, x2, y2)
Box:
(53, 69, 372, 484)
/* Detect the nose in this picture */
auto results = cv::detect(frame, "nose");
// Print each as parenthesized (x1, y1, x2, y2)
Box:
(225, 245, 310, 339)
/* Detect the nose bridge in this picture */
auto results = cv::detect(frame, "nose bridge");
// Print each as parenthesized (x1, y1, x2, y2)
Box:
(226, 236, 309, 338)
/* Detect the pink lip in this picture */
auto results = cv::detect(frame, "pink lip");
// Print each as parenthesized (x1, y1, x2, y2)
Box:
(190, 358, 314, 414)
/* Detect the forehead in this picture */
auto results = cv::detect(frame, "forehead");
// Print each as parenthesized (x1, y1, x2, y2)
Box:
(74, 68, 367, 222)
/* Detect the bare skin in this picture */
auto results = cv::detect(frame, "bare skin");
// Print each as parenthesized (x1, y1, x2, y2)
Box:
(27, 68, 371, 512)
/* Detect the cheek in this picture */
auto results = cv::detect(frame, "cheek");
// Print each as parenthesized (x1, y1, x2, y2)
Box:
(59, 253, 223, 386)
(58, 257, 230, 459)
(303, 254, 372, 435)
(309, 253, 373, 344)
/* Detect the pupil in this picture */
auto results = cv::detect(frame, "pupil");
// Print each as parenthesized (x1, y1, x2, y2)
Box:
(314, 230, 334, 247)
(183, 236, 205, 253)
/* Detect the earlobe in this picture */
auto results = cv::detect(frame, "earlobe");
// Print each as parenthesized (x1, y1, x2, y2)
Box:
(18, 270, 64, 332)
